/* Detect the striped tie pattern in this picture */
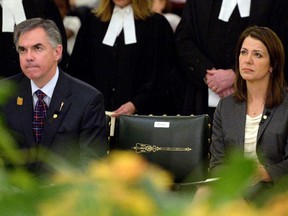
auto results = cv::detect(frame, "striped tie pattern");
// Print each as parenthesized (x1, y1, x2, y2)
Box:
(33, 90, 48, 144)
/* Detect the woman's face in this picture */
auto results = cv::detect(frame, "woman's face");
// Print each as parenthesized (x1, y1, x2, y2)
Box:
(113, 0, 131, 8)
(239, 36, 272, 84)
(152, 0, 166, 13)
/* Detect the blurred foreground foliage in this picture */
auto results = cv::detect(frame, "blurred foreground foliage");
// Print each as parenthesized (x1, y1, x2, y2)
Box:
(0, 83, 287, 216)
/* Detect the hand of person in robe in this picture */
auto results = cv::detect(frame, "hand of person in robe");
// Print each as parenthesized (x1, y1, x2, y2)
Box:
(205, 68, 235, 96)
(111, 101, 136, 117)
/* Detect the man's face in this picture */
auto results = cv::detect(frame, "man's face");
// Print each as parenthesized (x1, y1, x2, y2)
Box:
(18, 27, 62, 88)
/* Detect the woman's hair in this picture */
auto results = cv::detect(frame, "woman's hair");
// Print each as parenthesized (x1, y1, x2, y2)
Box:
(234, 26, 286, 108)
(94, 0, 153, 22)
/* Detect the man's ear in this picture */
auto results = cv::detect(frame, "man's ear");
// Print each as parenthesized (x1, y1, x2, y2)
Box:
(54, 44, 63, 62)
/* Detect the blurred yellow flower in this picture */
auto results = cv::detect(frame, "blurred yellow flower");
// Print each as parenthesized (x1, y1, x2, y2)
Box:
(37, 151, 173, 216)
(263, 193, 288, 216)
(89, 151, 149, 182)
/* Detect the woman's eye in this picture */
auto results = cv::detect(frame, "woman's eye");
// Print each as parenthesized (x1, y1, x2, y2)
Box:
(255, 53, 262, 58)
(240, 50, 247, 55)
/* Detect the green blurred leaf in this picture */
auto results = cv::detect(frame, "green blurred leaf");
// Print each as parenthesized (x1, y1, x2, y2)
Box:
(0, 80, 16, 105)
(209, 151, 256, 206)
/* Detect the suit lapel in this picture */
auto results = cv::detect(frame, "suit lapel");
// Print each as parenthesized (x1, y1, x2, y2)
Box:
(41, 71, 72, 150)
(17, 77, 36, 148)
(234, 101, 246, 149)
(234, 102, 275, 147)
(257, 107, 275, 141)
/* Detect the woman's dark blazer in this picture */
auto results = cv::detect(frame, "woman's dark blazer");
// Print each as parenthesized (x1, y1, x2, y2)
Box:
(210, 91, 288, 182)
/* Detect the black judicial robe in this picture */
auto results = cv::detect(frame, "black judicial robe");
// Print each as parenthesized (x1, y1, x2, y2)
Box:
(68, 12, 177, 115)
(0, 0, 68, 77)
(175, 0, 288, 116)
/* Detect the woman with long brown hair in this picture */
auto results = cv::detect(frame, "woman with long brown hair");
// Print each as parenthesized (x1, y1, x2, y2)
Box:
(209, 26, 288, 199)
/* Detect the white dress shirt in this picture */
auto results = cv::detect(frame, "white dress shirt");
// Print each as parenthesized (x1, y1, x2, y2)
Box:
(244, 114, 261, 163)
(31, 68, 59, 108)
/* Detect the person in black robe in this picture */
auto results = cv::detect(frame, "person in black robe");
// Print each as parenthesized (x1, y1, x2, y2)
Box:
(67, 0, 178, 116)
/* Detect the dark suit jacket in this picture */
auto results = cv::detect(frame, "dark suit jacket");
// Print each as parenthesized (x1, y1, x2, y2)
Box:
(210, 91, 288, 182)
(175, 0, 288, 116)
(0, 70, 108, 175)
(0, 0, 68, 77)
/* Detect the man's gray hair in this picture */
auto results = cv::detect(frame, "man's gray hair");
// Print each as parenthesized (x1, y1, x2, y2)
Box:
(13, 18, 62, 52)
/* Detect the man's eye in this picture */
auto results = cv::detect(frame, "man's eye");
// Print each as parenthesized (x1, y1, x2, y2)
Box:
(18, 48, 25, 53)
(35, 46, 42, 51)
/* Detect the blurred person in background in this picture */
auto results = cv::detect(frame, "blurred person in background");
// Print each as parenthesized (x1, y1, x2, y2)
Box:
(69, 0, 99, 22)
(68, 0, 178, 117)
(151, 0, 181, 32)
(54, 0, 81, 56)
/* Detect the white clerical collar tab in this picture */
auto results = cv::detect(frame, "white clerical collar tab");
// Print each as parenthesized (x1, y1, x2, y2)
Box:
(2, 0, 26, 32)
(102, 4, 137, 46)
(218, 0, 251, 22)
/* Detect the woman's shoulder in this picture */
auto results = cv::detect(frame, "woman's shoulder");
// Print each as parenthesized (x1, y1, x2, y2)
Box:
(147, 13, 170, 24)
(282, 87, 288, 101)
(144, 13, 174, 33)
(220, 94, 236, 104)
(78, 12, 106, 32)
(216, 94, 242, 112)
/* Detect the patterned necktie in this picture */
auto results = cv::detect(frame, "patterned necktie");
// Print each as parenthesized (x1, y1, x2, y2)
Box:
(33, 90, 48, 144)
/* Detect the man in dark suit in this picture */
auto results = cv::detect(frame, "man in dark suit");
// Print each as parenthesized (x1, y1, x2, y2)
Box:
(0, 18, 107, 177)
(175, 0, 288, 121)
(0, 0, 68, 77)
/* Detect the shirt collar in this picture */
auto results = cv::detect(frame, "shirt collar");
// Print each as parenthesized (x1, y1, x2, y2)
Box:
(31, 67, 59, 99)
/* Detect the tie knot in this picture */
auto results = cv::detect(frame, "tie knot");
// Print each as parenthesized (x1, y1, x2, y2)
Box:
(35, 90, 46, 100)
